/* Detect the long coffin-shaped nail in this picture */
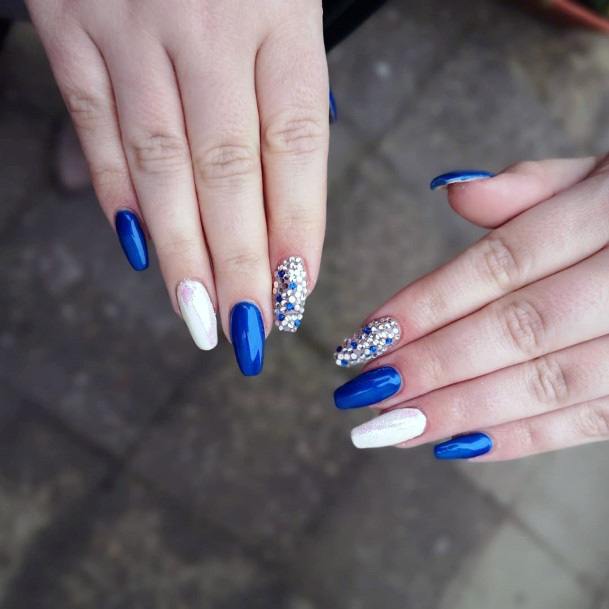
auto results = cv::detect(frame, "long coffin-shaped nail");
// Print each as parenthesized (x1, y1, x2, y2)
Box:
(334, 317, 401, 368)
(430, 170, 495, 191)
(273, 256, 308, 333)
(230, 302, 265, 376)
(351, 408, 427, 449)
(177, 280, 218, 351)
(329, 89, 338, 124)
(434, 432, 493, 460)
(334, 366, 402, 409)
(115, 209, 148, 271)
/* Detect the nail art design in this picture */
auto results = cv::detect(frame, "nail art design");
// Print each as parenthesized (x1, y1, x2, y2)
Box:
(115, 209, 148, 271)
(430, 170, 495, 191)
(334, 317, 400, 367)
(351, 408, 427, 449)
(177, 280, 218, 351)
(329, 89, 338, 124)
(334, 366, 402, 409)
(434, 432, 493, 460)
(273, 256, 308, 332)
(230, 302, 265, 376)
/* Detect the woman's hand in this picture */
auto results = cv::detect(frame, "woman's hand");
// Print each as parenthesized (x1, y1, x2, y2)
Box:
(26, 0, 329, 375)
(333, 156, 609, 461)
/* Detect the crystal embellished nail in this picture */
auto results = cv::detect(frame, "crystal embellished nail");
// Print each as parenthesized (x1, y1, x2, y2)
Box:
(334, 317, 401, 367)
(273, 256, 308, 332)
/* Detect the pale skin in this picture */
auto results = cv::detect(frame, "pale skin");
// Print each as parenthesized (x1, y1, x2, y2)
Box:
(25, 0, 329, 339)
(355, 156, 609, 461)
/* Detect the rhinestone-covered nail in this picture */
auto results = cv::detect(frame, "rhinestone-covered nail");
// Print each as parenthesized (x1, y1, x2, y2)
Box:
(273, 256, 308, 332)
(334, 317, 401, 367)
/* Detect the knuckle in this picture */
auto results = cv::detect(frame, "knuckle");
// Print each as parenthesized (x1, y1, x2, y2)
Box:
(576, 402, 609, 440)
(217, 250, 264, 274)
(528, 355, 569, 407)
(129, 132, 189, 176)
(473, 234, 526, 292)
(499, 298, 546, 356)
(65, 90, 105, 132)
(264, 113, 326, 157)
(194, 143, 259, 187)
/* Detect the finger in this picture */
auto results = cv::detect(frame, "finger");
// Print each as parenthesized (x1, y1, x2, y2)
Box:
(101, 33, 218, 349)
(371, 334, 609, 453)
(442, 157, 599, 228)
(30, 21, 148, 271)
(450, 397, 609, 462)
(256, 5, 329, 332)
(169, 23, 270, 373)
(335, 166, 609, 367)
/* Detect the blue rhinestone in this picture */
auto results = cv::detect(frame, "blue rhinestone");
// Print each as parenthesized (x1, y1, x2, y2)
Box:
(294, 319, 302, 328)
(276, 295, 282, 302)
(363, 326, 372, 335)
(278, 314, 285, 321)
(385, 337, 393, 344)
(289, 282, 297, 290)
(350, 341, 358, 349)
(341, 360, 348, 367)
(278, 270, 285, 278)
(370, 345, 377, 353)
(336, 346, 342, 353)
(286, 303, 294, 310)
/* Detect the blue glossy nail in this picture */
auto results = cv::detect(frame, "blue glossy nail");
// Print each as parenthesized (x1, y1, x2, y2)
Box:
(230, 302, 265, 377)
(430, 170, 495, 191)
(434, 432, 493, 460)
(329, 89, 338, 124)
(115, 210, 148, 271)
(334, 366, 402, 409)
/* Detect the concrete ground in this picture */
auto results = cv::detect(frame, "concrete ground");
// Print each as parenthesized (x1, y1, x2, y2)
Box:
(1, 1, 609, 607)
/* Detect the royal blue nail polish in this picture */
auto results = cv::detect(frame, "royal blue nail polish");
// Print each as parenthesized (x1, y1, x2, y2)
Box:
(230, 302, 265, 377)
(430, 170, 495, 191)
(115, 210, 149, 271)
(434, 432, 493, 460)
(334, 366, 402, 409)
(329, 89, 338, 124)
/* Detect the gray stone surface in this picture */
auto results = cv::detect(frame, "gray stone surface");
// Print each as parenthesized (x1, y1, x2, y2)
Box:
(2, 477, 281, 609)
(131, 336, 355, 554)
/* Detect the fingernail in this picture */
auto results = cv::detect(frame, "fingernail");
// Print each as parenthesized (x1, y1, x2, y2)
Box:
(230, 302, 265, 376)
(434, 432, 493, 460)
(334, 366, 402, 409)
(351, 408, 427, 449)
(115, 209, 149, 271)
(430, 170, 495, 191)
(334, 317, 401, 368)
(273, 256, 308, 333)
(177, 280, 218, 351)
(329, 89, 338, 124)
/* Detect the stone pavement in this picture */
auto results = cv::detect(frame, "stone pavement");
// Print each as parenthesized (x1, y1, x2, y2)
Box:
(1, 1, 609, 607)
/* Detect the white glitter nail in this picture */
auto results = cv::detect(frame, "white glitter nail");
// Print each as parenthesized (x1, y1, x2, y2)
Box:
(351, 408, 427, 449)
(177, 279, 217, 351)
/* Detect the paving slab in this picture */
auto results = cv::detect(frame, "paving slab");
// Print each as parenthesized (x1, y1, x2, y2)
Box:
(436, 521, 592, 609)
(0, 404, 107, 604)
(288, 448, 504, 609)
(131, 335, 356, 555)
(0, 190, 201, 455)
(3, 476, 281, 609)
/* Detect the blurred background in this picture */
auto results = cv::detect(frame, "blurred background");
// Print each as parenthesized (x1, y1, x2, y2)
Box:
(1, 0, 609, 607)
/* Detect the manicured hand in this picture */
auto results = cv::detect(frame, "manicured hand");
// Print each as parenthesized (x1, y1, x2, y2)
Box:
(26, 0, 329, 375)
(333, 157, 609, 461)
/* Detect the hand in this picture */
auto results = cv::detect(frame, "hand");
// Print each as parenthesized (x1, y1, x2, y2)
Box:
(26, 0, 329, 375)
(333, 157, 609, 461)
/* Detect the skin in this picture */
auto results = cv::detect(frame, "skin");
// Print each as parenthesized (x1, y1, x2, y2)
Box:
(25, 0, 329, 338)
(359, 155, 609, 461)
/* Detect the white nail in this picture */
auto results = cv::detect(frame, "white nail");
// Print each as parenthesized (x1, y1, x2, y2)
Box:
(177, 280, 217, 351)
(351, 408, 427, 449)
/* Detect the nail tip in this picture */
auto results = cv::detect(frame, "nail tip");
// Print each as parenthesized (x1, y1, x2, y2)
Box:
(430, 170, 495, 191)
